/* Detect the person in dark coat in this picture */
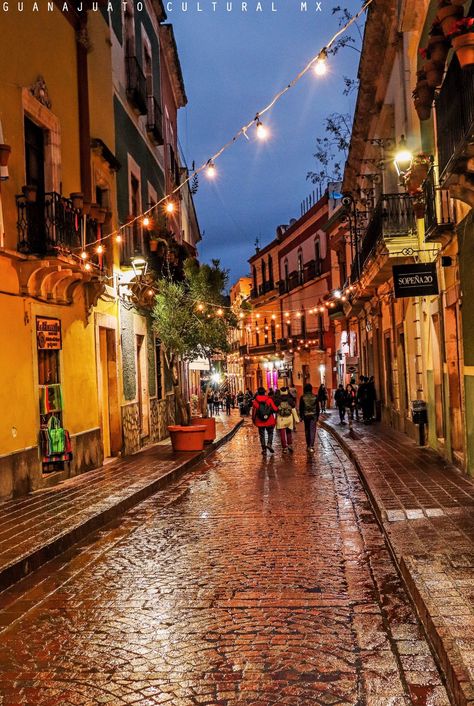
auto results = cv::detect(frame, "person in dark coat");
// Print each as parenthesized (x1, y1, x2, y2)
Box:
(252, 387, 278, 454)
(366, 376, 377, 422)
(299, 383, 320, 453)
(334, 384, 348, 424)
(317, 384, 328, 413)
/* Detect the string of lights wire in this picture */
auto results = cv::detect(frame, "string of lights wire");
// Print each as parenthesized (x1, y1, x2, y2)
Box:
(74, 0, 374, 264)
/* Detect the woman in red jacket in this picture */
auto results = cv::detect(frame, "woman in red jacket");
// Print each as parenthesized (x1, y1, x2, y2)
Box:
(252, 387, 278, 454)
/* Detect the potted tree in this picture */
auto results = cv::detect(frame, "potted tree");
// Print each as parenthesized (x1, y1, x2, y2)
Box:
(448, 17, 474, 68)
(152, 259, 238, 450)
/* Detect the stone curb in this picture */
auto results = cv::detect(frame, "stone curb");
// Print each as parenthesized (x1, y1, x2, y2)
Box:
(319, 418, 459, 706)
(0, 419, 244, 593)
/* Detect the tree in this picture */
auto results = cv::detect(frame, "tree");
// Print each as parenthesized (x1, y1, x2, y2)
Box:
(152, 259, 238, 425)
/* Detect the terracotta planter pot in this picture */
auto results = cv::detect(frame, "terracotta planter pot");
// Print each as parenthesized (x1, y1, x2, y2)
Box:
(452, 33, 474, 68)
(437, 5, 463, 37)
(70, 192, 84, 210)
(97, 207, 107, 224)
(414, 97, 432, 121)
(90, 203, 100, 220)
(424, 60, 445, 87)
(82, 200, 91, 215)
(411, 163, 430, 183)
(416, 79, 434, 105)
(149, 239, 158, 252)
(190, 416, 216, 442)
(428, 37, 450, 63)
(0, 144, 11, 167)
(168, 425, 206, 452)
(451, 0, 467, 5)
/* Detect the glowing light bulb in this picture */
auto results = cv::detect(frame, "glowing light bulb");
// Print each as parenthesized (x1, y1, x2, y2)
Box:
(165, 201, 175, 214)
(96, 244, 104, 254)
(84, 262, 92, 271)
(319, 306, 325, 313)
(216, 308, 224, 316)
(256, 119, 268, 141)
(148, 289, 154, 297)
(197, 303, 205, 311)
(296, 312, 302, 318)
(334, 290, 342, 299)
(239, 312, 244, 319)
(115, 234, 122, 243)
(271, 314, 276, 320)
(256, 313, 260, 319)
(142, 216, 151, 227)
(206, 161, 216, 179)
(314, 49, 328, 76)
(80, 251, 87, 260)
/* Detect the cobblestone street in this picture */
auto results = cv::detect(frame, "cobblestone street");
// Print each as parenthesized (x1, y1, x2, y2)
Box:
(0, 423, 450, 705)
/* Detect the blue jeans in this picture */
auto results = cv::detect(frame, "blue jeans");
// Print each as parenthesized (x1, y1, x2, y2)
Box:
(303, 416, 317, 447)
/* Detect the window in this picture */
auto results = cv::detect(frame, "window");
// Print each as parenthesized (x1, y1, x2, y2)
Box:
(155, 338, 163, 400)
(287, 321, 292, 338)
(297, 249, 304, 285)
(315, 240, 321, 276)
(284, 259, 289, 290)
(123, 3, 135, 56)
(253, 266, 257, 292)
(130, 173, 142, 254)
(261, 260, 266, 289)
(270, 319, 276, 342)
(38, 349, 60, 386)
(143, 39, 153, 97)
(318, 314, 324, 333)
(301, 313, 306, 337)
(268, 255, 273, 288)
(256, 330, 260, 346)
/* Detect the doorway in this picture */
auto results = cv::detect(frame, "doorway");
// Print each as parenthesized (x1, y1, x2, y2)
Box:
(98, 327, 121, 459)
(136, 334, 149, 438)
(444, 306, 464, 461)
(24, 116, 46, 252)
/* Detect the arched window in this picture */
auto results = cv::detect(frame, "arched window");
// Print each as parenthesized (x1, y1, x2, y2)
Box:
(261, 260, 266, 288)
(252, 266, 257, 292)
(287, 320, 292, 339)
(284, 259, 289, 291)
(301, 312, 306, 337)
(271, 319, 276, 342)
(315, 240, 321, 276)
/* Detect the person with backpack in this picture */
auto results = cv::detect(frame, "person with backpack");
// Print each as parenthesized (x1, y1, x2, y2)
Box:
(298, 383, 320, 453)
(335, 384, 348, 424)
(252, 387, 278, 454)
(276, 386, 296, 453)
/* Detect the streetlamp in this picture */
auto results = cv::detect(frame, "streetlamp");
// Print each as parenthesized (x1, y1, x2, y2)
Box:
(131, 256, 148, 278)
(394, 135, 413, 178)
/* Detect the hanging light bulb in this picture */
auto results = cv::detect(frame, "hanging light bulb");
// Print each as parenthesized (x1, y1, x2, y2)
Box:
(319, 306, 325, 313)
(216, 308, 224, 316)
(148, 289, 154, 297)
(239, 312, 245, 319)
(80, 251, 88, 260)
(165, 201, 175, 214)
(142, 216, 151, 227)
(296, 312, 302, 318)
(334, 290, 342, 299)
(197, 303, 205, 312)
(115, 234, 122, 244)
(84, 262, 92, 271)
(206, 161, 217, 179)
(96, 244, 104, 255)
(314, 48, 328, 76)
(255, 118, 268, 141)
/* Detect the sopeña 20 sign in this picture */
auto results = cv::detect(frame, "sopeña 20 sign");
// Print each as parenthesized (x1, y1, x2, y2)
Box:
(393, 263, 439, 298)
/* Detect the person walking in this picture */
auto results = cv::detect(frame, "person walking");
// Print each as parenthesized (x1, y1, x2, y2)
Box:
(356, 375, 365, 422)
(213, 392, 220, 415)
(298, 383, 320, 453)
(225, 392, 232, 415)
(345, 383, 357, 421)
(317, 383, 328, 413)
(334, 384, 348, 424)
(252, 387, 278, 454)
(276, 386, 296, 453)
(207, 390, 214, 417)
(367, 376, 377, 422)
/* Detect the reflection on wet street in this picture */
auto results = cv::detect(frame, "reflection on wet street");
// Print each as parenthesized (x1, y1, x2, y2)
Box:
(0, 424, 450, 705)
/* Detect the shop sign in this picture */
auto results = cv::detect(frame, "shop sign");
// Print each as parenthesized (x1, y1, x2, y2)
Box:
(393, 263, 438, 298)
(36, 317, 62, 350)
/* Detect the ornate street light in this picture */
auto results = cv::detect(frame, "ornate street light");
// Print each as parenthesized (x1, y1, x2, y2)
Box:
(394, 135, 413, 178)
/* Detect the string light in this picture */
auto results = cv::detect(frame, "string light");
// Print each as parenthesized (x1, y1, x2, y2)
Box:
(115, 234, 122, 243)
(313, 48, 328, 76)
(216, 308, 224, 316)
(239, 312, 245, 319)
(255, 118, 269, 141)
(80, 251, 88, 260)
(142, 216, 151, 227)
(96, 245, 104, 255)
(69, 1, 372, 260)
(84, 262, 92, 271)
(148, 289, 154, 297)
(165, 201, 175, 214)
(206, 161, 217, 179)
(197, 303, 205, 311)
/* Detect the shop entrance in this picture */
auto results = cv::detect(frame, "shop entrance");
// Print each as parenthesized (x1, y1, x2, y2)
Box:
(98, 327, 121, 459)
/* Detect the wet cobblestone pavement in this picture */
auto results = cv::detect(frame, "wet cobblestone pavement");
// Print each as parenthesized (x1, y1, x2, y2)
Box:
(0, 424, 451, 705)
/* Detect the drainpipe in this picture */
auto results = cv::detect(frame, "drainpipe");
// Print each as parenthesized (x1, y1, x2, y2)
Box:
(76, 21, 92, 202)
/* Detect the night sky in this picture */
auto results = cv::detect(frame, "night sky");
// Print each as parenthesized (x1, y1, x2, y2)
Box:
(172, 1, 364, 283)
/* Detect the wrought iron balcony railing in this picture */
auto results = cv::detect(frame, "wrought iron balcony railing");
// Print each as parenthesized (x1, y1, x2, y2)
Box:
(423, 168, 456, 241)
(17, 192, 83, 255)
(126, 56, 148, 115)
(351, 193, 417, 281)
(146, 96, 164, 145)
(436, 59, 474, 180)
(168, 145, 181, 187)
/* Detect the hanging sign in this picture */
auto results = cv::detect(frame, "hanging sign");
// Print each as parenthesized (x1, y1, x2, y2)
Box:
(393, 263, 438, 298)
(36, 317, 62, 350)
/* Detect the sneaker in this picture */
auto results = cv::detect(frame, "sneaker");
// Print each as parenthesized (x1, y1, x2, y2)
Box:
(309, 447, 315, 454)
(288, 446, 294, 453)
(282, 447, 289, 454)
(266, 445, 275, 454)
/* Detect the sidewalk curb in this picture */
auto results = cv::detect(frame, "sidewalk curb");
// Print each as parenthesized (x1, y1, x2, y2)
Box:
(319, 418, 458, 706)
(0, 419, 244, 593)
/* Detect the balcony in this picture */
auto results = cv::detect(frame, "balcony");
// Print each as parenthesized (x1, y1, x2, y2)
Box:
(351, 193, 419, 285)
(423, 168, 456, 242)
(303, 259, 322, 284)
(250, 281, 276, 299)
(288, 270, 302, 291)
(17, 192, 83, 255)
(248, 342, 277, 356)
(436, 59, 474, 181)
(328, 301, 345, 320)
(146, 96, 164, 145)
(126, 56, 147, 115)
